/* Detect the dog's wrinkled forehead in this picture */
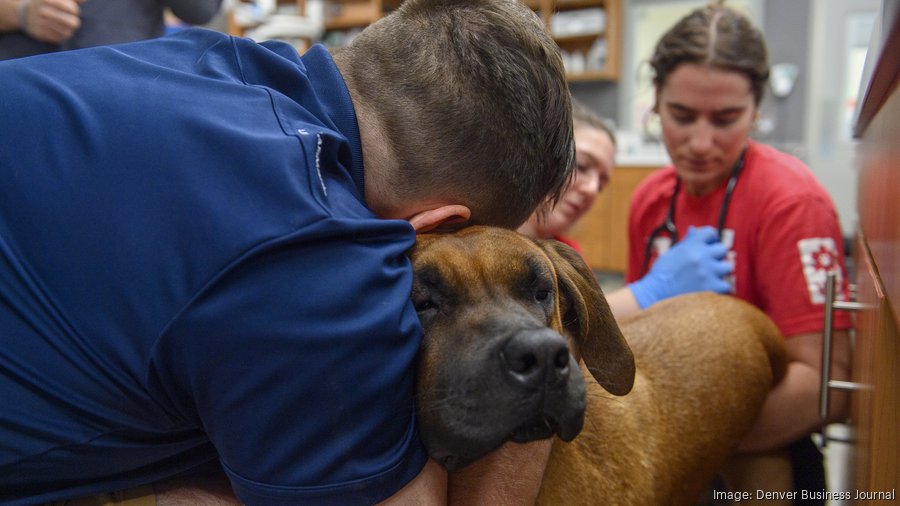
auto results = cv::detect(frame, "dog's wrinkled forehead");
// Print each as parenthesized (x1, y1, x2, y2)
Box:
(412, 229, 557, 297)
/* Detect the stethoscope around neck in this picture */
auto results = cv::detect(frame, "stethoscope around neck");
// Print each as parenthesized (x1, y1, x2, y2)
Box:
(640, 148, 747, 277)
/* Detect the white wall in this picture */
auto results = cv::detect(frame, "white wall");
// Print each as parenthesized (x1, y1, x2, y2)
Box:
(804, 0, 880, 237)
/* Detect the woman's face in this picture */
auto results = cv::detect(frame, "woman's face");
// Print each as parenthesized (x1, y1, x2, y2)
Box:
(656, 63, 757, 196)
(520, 125, 615, 239)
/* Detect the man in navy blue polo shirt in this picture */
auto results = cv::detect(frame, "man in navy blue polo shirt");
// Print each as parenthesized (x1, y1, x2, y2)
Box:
(0, 0, 574, 503)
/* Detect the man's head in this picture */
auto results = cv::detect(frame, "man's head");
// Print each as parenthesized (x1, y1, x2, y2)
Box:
(333, 0, 574, 230)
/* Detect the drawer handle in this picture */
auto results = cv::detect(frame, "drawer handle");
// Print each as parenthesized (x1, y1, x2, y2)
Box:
(819, 272, 874, 420)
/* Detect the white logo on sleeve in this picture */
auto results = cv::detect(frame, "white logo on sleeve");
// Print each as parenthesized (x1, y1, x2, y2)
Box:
(797, 238, 843, 304)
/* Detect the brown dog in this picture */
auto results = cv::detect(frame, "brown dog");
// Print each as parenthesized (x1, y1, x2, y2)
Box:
(410, 226, 636, 470)
(411, 226, 788, 505)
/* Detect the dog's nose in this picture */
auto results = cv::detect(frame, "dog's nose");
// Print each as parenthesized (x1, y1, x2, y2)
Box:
(500, 329, 571, 389)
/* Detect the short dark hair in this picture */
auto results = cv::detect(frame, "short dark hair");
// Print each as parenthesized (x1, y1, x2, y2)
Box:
(337, 0, 574, 228)
(650, 3, 770, 105)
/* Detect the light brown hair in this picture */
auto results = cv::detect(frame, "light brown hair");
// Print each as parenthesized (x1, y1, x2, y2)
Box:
(572, 99, 616, 148)
(335, 0, 574, 228)
(650, 3, 770, 105)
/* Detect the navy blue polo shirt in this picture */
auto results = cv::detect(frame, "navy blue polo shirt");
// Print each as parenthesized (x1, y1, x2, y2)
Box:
(0, 29, 427, 504)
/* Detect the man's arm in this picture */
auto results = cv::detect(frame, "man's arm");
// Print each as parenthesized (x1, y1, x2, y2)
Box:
(155, 471, 242, 506)
(604, 286, 642, 320)
(153, 446, 549, 506)
(448, 440, 552, 505)
(378, 459, 448, 505)
(737, 330, 852, 452)
(152, 460, 448, 506)
(0, 0, 19, 30)
(0, 0, 82, 42)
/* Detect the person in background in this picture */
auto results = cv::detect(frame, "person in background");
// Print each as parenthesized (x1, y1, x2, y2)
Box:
(0, 0, 222, 60)
(0, 0, 573, 503)
(519, 99, 733, 319)
(626, 3, 852, 502)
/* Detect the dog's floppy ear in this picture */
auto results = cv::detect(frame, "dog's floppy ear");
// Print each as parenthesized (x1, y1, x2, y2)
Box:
(538, 239, 635, 396)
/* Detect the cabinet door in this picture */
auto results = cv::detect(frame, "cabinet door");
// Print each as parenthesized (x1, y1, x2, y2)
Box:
(528, 0, 621, 81)
(567, 165, 656, 272)
(850, 236, 900, 502)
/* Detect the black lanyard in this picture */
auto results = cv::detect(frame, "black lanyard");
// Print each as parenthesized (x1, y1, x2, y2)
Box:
(640, 149, 746, 277)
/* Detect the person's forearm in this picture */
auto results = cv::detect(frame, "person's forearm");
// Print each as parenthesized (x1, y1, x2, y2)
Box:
(737, 330, 851, 453)
(153, 458, 448, 505)
(448, 439, 552, 505)
(0, 0, 22, 31)
(604, 286, 641, 320)
(737, 360, 830, 451)
(155, 470, 241, 506)
(379, 459, 448, 505)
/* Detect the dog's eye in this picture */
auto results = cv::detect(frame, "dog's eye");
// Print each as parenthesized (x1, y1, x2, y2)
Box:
(535, 289, 551, 302)
(414, 299, 439, 313)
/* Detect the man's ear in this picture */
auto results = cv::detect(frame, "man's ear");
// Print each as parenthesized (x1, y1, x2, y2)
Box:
(408, 205, 471, 233)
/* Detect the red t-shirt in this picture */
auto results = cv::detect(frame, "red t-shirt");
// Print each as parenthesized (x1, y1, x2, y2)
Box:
(626, 141, 851, 337)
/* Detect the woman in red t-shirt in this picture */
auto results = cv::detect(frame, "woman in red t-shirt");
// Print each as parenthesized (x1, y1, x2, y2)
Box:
(627, 4, 852, 501)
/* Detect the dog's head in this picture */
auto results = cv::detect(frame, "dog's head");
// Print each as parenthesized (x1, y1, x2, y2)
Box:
(410, 226, 634, 470)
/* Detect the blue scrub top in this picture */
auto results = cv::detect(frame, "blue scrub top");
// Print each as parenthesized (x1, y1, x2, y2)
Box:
(0, 29, 427, 505)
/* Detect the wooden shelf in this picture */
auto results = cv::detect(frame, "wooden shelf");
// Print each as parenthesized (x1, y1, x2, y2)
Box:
(228, 0, 311, 51)
(554, 0, 610, 9)
(229, 0, 620, 78)
(566, 69, 616, 82)
(318, 0, 620, 81)
(322, 0, 401, 31)
(533, 0, 621, 82)
(323, 11, 377, 30)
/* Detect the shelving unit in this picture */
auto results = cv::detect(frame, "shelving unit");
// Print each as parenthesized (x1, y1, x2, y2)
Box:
(318, 0, 401, 48)
(228, 0, 307, 36)
(227, 0, 619, 82)
(530, 0, 621, 81)
(323, 0, 401, 30)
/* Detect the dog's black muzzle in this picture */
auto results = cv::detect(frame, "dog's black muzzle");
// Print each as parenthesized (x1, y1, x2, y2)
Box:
(417, 326, 586, 471)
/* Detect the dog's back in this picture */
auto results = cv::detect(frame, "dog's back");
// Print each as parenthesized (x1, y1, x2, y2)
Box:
(538, 292, 787, 505)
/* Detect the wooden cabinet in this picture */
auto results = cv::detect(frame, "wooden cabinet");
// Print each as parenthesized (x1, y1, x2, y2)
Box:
(323, 0, 400, 30)
(228, 0, 311, 50)
(229, 0, 620, 79)
(567, 165, 657, 272)
(527, 0, 621, 81)
(319, 0, 621, 73)
(849, 235, 900, 500)
(845, 4, 900, 501)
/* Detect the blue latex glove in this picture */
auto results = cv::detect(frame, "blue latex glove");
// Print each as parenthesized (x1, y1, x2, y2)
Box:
(629, 225, 734, 309)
